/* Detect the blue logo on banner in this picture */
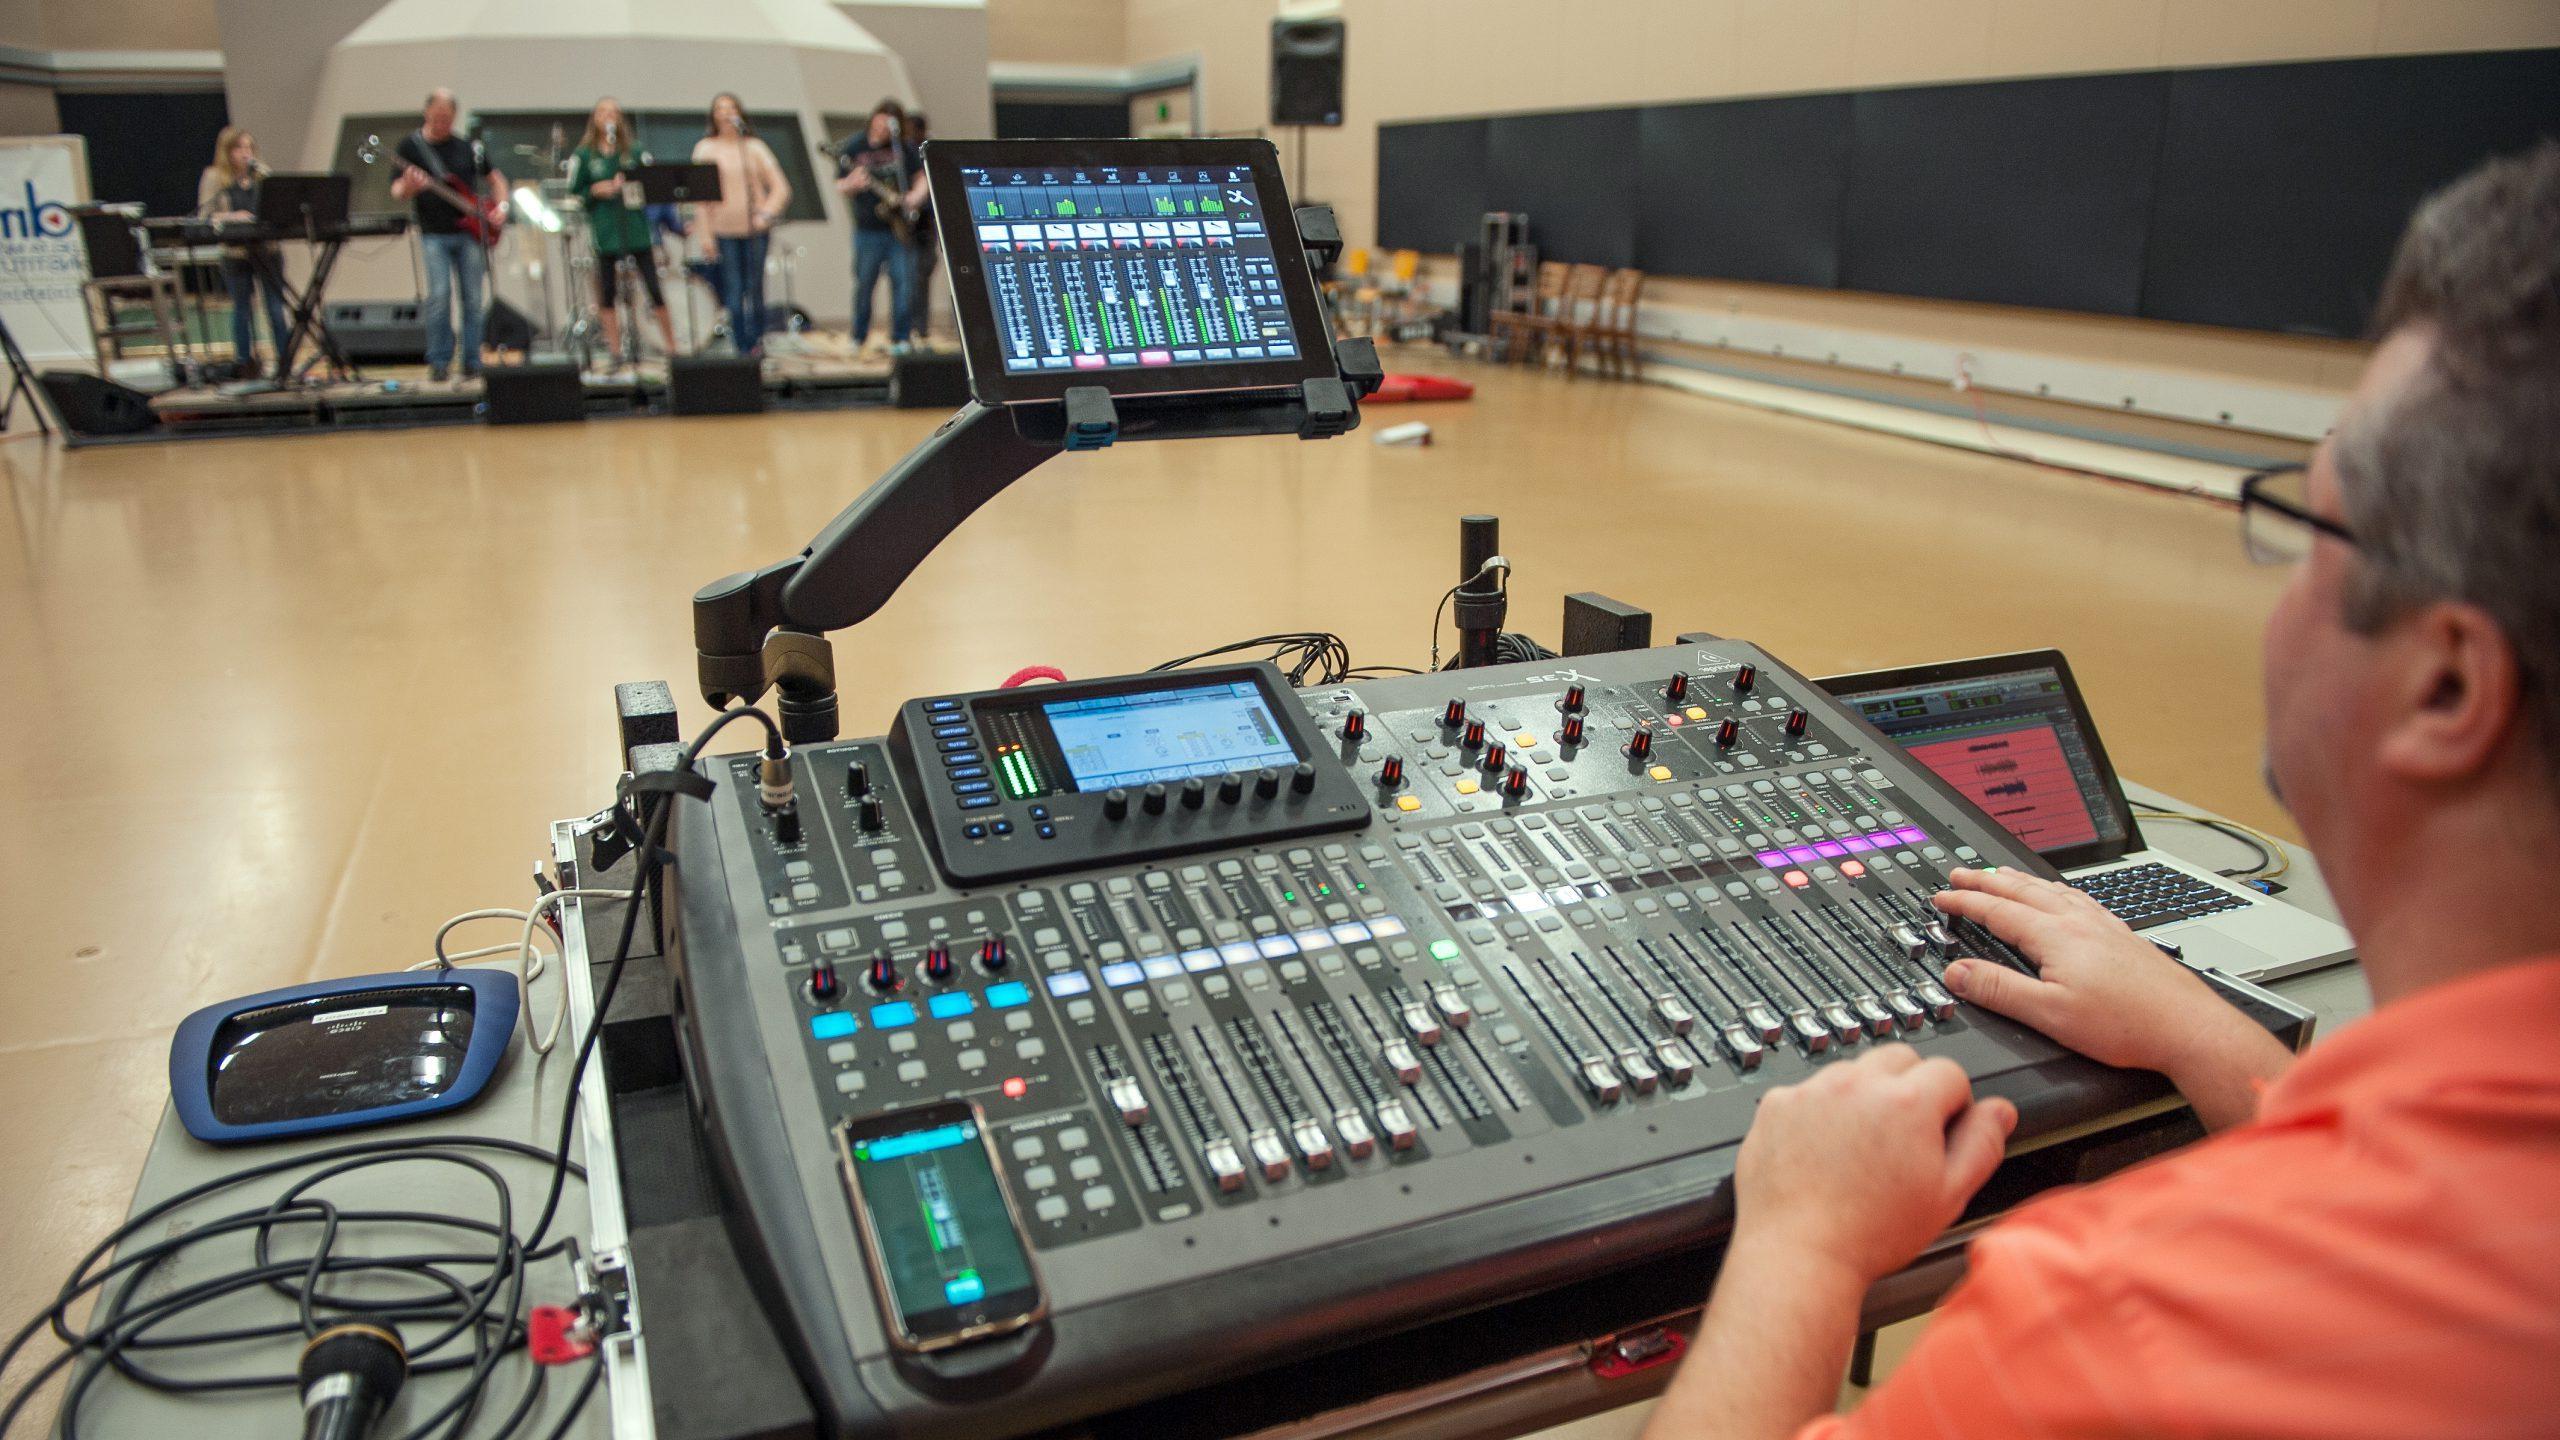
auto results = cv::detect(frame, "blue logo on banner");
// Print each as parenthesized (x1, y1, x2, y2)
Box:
(0, 182, 74, 240)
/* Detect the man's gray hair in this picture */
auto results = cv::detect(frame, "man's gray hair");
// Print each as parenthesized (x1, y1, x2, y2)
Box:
(2334, 140, 2560, 775)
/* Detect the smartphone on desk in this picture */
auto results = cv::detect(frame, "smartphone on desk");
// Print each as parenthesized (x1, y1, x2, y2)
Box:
(835, 1101, 1048, 1352)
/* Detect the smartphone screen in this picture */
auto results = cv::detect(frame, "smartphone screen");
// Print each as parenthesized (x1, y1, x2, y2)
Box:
(836, 1103, 1045, 1350)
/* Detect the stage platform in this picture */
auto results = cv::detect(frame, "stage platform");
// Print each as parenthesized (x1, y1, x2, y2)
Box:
(78, 343, 916, 447)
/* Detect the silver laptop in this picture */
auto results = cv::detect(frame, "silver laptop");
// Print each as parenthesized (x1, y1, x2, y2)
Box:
(1819, 650, 2353, 982)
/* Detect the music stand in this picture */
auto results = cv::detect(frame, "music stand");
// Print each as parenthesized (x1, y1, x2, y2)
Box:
(255, 173, 352, 241)
(247, 174, 359, 388)
(633, 164, 723, 353)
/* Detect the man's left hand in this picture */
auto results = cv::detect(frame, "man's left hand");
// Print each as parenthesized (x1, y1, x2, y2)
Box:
(1734, 1047, 2016, 1286)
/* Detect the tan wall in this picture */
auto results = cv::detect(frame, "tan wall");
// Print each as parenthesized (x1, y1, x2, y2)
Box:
(1122, 0, 2560, 398)
(2, 0, 221, 50)
(0, 78, 59, 133)
(986, 0, 1124, 67)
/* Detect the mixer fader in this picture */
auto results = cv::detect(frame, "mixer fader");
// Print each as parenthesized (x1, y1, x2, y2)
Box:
(664, 639, 2299, 1439)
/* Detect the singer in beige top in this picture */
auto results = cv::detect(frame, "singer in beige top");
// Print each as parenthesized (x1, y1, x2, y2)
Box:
(689, 92, 790, 358)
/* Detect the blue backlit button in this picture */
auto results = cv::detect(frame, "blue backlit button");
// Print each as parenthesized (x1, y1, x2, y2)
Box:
(925, 699, 960, 712)
(932, 723, 971, 739)
(1101, 961, 1145, 988)
(937, 737, 975, 752)
(928, 992, 976, 1020)
(947, 765, 988, 781)
(991, 820, 1014, 836)
(1044, 972, 1092, 998)
(963, 823, 987, 840)
(809, 1011, 859, 1041)
(942, 750, 983, 767)
(986, 981, 1031, 1009)
(960, 796, 997, 810)
(953, 780, 993, 796)
(943, 1273, 986, 1305)
(1028, 805, 1050, 820)
(869, 1001, 917, 1029)
(1035, 824, 1057, 839)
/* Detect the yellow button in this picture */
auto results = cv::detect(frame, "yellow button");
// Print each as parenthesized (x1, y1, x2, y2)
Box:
(1396, 794, 1422, 812)
(1514, 732, 1539, 748)
(1455, 777, 1479, 795)
(1685, 706, 1707, 721)
(1650, 765, 1674, 781)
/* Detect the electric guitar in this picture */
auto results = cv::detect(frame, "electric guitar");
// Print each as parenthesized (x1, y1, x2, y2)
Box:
(401, 159, 507, 247)
(831, 148, 916, 244)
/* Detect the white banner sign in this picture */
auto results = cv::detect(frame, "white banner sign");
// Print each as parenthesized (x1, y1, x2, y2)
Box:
(0, 135, 94, 363)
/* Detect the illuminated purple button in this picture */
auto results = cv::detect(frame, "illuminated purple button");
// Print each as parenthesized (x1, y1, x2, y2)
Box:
(1894, 827, 1930, 845)
(1785, 846, 1822, 864)
(1755, 850, 1792, 868)
(1813, 841, 1848, 858)
(1841, 835, 1876, 852)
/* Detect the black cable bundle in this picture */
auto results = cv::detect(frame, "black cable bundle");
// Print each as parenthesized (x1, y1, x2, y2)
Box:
(4, 703, 784, 1440)
(1149, 632, 1361, 687)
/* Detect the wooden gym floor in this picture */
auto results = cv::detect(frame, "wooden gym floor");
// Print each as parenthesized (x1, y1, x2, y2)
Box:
(0, 353, 2297, 1397)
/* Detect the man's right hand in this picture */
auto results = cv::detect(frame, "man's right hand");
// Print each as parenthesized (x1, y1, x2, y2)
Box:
(1932, 866, 2292, 1130)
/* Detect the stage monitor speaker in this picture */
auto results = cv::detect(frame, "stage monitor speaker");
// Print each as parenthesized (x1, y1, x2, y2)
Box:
(668, 354, 766, 416)
(324, 301, 426, 364)
(890, 350, 970, 409)
(484, 298, 537, 354)
(481, 363, 586, 425)
(39, 371, 157, 436)
(1271, 18, 1345, 127)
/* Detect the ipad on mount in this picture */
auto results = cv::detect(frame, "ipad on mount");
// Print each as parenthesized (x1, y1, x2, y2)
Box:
(922, 138, 1337, 407)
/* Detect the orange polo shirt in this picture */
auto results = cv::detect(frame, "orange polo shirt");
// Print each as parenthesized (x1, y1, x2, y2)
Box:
(1803, 956, 2560, 1440)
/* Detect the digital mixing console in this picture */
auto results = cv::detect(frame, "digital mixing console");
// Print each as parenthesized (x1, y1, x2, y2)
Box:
(661, 639, 2305, 1439)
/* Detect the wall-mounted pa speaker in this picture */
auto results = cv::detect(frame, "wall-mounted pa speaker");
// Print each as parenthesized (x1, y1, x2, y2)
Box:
(1271, 18, 1345, 127)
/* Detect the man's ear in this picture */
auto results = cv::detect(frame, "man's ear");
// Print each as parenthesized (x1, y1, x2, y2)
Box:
(2376, 601, 2522, 784)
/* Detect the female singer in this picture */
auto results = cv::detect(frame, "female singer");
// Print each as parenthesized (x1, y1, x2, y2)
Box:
(690, 93, 790, 359)
(569, 97, 676, 367)
(195, 127, 291, 377)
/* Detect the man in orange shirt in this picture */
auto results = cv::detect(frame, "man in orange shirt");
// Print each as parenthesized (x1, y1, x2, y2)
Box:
(1643, 143, 2560, 1440)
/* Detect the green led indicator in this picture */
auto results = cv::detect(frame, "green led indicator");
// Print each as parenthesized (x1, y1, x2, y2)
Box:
(1315, 883, 1332, 897)
(1429, 939, 1462, 963)
(1280, 889, 1297, 903)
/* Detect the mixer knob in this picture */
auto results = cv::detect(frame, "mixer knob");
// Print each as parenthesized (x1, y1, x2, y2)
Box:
(1714, 718, 1740, 749)
(1107, 1075, 1149, 1126)
(1915, 982, 1958, 1022)
(1180, 776, 1206, 810)
(1441, 698, 1467, 729)
(1335, 1109, 1377, 1160)
(1382, 1041, 1423, 1085)
(1203, 1138, 1247, 1193)
(1400, 1002, 1443, 1046)
(806, 962, 842, 1003)
(1501, 765, 1530, 800)
(1923, 921, 1960, 958)
(978, 937, 1010, 974)
(1560, 714, 1586, 747)
(1254, 767, 1281, 800)
(1431, 984, 1473, 1027)
(843, 760, 871, 799)
(1655, 995, 1696, 1035)
(1887, 922, 1928, 961)
(1142, 782, 1168, 816)
(857, 796, 886, 833)
(1217, 772, 1245, 804)
(1291, 1119, 1335, 1170)
(1461, 718, 1486, 749)
(1248, 1128, 1293, 1181)
(1377, 755, 1405, 789)
(921, 943, 954, 983)
(1665, 671, 1690, 705)
(1562, 683, 1586, 713)
(1103, 787, 1131, 821)
(1619, 1050, 1661, 1095)
(1290, 762, 1318, 797)
(1784, 709, 1809, 739)
(1733, 664, 1758, 694)
(1652, 1038, 1697, 1087)
(1377, 1101, 1420, 1150)
(1341, 709, 1366, 742)
(1627, 728, 1653, 762)
(865, 954, 902, 995)
(771, 800, 803, 847)
(1722, 1026, 1767, 1071)
(1580, 1057, 1625, 1105)
(1480, 742, 1508, 773)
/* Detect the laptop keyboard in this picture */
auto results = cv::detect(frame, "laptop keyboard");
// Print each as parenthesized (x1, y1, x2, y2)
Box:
(2069, 862, 2254, 931)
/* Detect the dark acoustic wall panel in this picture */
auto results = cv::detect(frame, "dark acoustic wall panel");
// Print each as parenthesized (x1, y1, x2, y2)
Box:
(2143, 49, 2560, 337)
(1841, 72, 2169, 315)
(1484, 109, 1641, 268)
(1635, 95, 1852, 288)
(1375, 118, 1488, 255)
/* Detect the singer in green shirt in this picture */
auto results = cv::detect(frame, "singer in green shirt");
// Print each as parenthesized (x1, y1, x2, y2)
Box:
(569, 97, 675, 366)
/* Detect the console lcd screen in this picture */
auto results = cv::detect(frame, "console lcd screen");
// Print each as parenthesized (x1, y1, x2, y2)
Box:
(1044, 681, 1298, 792)
(924, 139, 1334, 405)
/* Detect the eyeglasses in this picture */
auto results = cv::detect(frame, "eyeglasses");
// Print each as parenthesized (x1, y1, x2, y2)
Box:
(2239, 463, 2361, 565)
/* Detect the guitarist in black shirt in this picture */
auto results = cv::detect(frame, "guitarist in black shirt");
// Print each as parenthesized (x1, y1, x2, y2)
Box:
(830, 100, 927, 352)
(388, 89, 508, 380)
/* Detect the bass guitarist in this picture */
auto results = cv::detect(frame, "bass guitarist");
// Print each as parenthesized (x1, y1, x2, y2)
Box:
(389, 89, 508, 382)
(831, 100, 927, 353)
